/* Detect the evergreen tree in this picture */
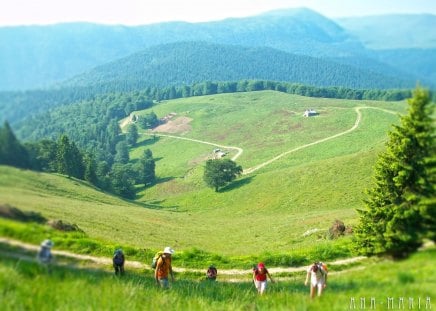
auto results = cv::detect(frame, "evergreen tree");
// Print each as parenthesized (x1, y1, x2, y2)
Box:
(83, 153, 98, 185)
(56, 135, 84, 179)
(114, 140, 129, 164)
(140, 149, 156, 186)
(203, 158, 242, 192)
(126, 124, 139, 146)
(110, 163, 136, 199)
(0, 121, 30, 168)
(354, 87, 435, 258)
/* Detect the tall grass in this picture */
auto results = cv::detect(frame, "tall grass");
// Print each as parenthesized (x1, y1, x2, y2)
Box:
(1, 247, 434, 311)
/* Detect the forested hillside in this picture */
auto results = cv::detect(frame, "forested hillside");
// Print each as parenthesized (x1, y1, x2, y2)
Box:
(64, 42, 414, 91)
(0, 8, 433, 91)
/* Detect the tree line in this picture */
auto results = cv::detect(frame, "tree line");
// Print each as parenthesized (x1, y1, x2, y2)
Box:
(0, 121, 155, 200)
(0, 79, 418, 127)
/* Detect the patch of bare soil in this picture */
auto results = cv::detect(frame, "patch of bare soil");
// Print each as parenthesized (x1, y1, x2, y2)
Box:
(152, 116, 193, 134)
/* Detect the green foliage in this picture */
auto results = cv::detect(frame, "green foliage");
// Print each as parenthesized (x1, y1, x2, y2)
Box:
(0, 121, 30, 168)
(135, 149, 155, 186)
(126, 124, 139, 146)
(109, 163, 136, 199)
(354, 87, 435, 258)
(114, 141, 129, 164)
(64, 42, 414, 93)
(56, 135, 84, 179)
(203, 159, 243, 192)
(138, 111, 159, 129)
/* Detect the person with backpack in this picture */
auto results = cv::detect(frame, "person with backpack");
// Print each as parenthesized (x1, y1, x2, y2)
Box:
(154, 246, 175, 289)
(252, 262, 274, 295)
(112, 249, 125, 276)
(304, 261, 328, 298)
(37, 239, 54, 272)
(206, 265, 217, 281)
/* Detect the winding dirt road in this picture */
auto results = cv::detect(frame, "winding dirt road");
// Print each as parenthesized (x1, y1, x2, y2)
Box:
(123, 106, 397, 174)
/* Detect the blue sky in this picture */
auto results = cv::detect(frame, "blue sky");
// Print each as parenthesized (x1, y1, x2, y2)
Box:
(1, 0, 435, 26)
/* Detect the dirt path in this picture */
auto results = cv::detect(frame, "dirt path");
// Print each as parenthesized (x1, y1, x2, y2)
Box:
(122, 107, 397, 175)
(143, 132, 244, 162)
(0, 237, 366, 275)
(242, 107, 397, 174)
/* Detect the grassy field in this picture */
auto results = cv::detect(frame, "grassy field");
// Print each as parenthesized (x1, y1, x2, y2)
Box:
(1, 243, 434, 311)
(0, 91, 407, 259)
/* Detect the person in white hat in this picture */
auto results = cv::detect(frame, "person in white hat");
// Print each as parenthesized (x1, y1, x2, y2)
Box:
(154, 246, 175, 289)
(37, 239, 54, 272)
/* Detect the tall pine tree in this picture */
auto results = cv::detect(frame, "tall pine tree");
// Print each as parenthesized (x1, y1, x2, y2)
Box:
(0, 121, 30, 169)
(354, 87, 435, 258)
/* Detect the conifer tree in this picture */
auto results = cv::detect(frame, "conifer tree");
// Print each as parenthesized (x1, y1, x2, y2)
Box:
(0, 121, 30, 168)
(126, 124, 139, 146)
(354, 87, 435, 258)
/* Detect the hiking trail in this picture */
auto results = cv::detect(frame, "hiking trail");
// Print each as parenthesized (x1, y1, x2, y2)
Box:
(121, 106, 397, 174)
(0, 237, 366, 277)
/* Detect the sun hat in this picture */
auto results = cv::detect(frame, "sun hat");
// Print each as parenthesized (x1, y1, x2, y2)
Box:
(163, 246, 175, 254)
(41, 239, 54, 248)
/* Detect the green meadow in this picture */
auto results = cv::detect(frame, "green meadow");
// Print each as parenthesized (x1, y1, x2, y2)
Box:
(0, 91, 408, 260)
(1, 90, 434, 310)
(1, 243, 434, 311)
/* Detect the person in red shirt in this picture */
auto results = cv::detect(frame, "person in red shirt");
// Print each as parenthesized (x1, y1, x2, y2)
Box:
(252, 262, 274, 294)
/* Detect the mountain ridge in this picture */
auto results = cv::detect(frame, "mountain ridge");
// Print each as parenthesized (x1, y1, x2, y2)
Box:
(63, 41, 415, 91)
(0, 8, 433, 91)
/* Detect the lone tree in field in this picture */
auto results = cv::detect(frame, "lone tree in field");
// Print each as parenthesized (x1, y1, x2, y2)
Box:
(203, 158, 242, 192)
(354, 87, 435, 258)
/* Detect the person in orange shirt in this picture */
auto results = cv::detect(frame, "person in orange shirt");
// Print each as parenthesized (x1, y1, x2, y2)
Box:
(155, 246, 175, 289)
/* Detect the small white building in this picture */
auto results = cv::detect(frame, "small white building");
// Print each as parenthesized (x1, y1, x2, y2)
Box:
(303, 109, 318, 117)
(213, 149, 227, 159)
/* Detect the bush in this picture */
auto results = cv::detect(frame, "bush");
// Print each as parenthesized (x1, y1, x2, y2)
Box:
(0, 204, 46, 223)
(47, 219, 83, 232)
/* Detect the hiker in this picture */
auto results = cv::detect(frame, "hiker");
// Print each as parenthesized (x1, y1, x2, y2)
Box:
(154, 246, 175, 289)
(252, 262, 274, 295)
(112, 249, 125, 276)
(304, 261, 328, 298)
(206, 265, 217, 281)
(37, 239, 54, 272)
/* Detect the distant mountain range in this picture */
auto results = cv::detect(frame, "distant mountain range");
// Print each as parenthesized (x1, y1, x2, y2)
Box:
(64, 41, 413, 91)
(0, 8, 434, 91)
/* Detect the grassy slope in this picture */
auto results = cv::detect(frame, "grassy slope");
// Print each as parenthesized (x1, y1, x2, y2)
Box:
(0, 91, 406, 257)
(1, 245, 434, 311)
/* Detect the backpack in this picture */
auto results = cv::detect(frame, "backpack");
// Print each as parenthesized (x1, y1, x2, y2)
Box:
(113, 250, 124, 265)
(38, 246, 52, 263)
(151, 251, 164, 269)
(207, 266, 217, 279)
(317, 262, 328, 277)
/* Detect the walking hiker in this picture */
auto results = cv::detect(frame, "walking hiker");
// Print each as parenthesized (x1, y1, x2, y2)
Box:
(37, 239, 54, 272)
(206, 265, 217, 281)
(304, 261, 328, 298)
(253, 262, 274, 295)
(154, 246, 175, 289)
(112, 249, 125, 276)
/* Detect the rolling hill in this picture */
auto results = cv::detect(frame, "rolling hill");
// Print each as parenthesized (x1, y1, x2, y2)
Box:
(0, 91, 407, 256)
